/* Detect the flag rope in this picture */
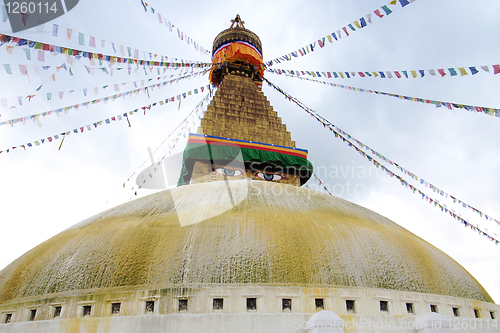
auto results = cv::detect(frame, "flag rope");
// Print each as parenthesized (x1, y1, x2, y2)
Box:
(266, 64, 500, 79)
(0, 85, 211, 154)
(0, 69, 210, 128)
(272, 72, 500, 118)
(265, 0, 417, 67)
(263, 77, 500, 244)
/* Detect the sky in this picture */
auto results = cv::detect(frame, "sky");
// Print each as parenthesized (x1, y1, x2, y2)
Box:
(0, 0, 499, 304)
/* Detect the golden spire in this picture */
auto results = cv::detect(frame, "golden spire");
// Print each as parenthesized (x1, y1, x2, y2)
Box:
(230, 14, 245, 29)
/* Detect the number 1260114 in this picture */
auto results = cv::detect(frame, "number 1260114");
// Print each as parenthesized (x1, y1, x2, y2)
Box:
(4, 2, 58, 14)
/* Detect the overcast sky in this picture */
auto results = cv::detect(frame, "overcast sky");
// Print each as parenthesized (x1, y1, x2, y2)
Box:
(1, 0, 499, 304)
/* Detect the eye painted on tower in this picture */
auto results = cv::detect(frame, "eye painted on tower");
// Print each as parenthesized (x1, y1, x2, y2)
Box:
(214, 168, 244, 177)
(255, 172, 287, 181)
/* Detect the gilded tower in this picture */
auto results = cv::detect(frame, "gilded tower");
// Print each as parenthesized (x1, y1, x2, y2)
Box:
(178, 15, 312, 187)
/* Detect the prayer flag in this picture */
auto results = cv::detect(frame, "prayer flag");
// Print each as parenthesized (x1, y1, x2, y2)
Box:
(3, 64, 12, 74)
(469, 67, 478, 75)
(78, 32, 84, 46)
(360, 17, 367, 27)
(399, 0, 410, 6)
(448, 68, 457, 76)
(1, 5, 7, 22)
(381, 5, 393, 15)
(493, 64, 500, 74)
(374, 9, 384, 18)
(438, 69, 446, 77)
(458, 67, 468, 76)
(52, 24, 58, 37)
(480, 66, 490, 72)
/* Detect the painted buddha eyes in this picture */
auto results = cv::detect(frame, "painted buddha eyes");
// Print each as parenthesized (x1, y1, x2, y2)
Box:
(214, 168, 244, 177)
(255, 172, 285, 181)
(214, 167, 286, 181)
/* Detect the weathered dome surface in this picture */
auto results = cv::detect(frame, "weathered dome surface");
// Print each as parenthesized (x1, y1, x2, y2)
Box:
(0, 180, 492, 304)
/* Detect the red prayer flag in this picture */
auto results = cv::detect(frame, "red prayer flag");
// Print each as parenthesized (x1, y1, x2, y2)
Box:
(394, 71, 401, 78)
(374, 9, 384, 18)
(438, 69, 446, 77)
(493, 64, 500, 74)
(342, 27, 349, 36)
(358, 72, 365, 77)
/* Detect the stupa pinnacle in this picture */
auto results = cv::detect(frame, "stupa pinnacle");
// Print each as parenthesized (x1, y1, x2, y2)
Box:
(178, 16, 313, 187)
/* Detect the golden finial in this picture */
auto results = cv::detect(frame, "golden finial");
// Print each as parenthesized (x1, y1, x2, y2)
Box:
(230, 14, 245, 29)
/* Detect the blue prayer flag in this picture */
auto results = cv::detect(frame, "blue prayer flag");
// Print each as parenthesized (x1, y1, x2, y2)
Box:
(469, 67, 479, 75)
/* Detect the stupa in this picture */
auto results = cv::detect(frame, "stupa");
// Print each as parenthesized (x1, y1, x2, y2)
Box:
(0, 16, 497, 333)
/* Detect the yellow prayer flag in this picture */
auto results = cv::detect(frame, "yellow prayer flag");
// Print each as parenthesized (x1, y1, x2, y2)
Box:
(327, 35, 333, 43)
(339, 72, 344, 78)
(389, 0, 397, 4)
(411, 70, 417, 78)
(354, 21, 362, 29)
(459, 67, 468, 76)
(311, 72, 317, 77)
(372, 72, 379, 77)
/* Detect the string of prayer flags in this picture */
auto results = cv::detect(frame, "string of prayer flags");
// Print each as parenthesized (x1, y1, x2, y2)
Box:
(0, 69, 206, 109)
(0, 71, 210, 128)
(104, 92, 214, 203)
(0, 33, 212, 70)
(266, 64, 500, 80)
(272, 72, 500, 118)
(265, 0, 417, 67)
(313, 173, 332, 195)
(263, 77, 500, 242)
(139, 1, 210, 56)
(48, 22, 172, 63)
(1, 89, 212, 154)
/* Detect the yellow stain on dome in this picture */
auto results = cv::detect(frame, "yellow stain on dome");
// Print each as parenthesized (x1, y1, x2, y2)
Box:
(0, 181, 493, 305)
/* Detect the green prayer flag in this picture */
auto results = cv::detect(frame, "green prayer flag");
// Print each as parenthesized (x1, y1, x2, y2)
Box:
(1, 5, 7, 22)
(3, 64, 12, 74)
(381, 5, 393, 15)
(24, 48, 31, 60)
